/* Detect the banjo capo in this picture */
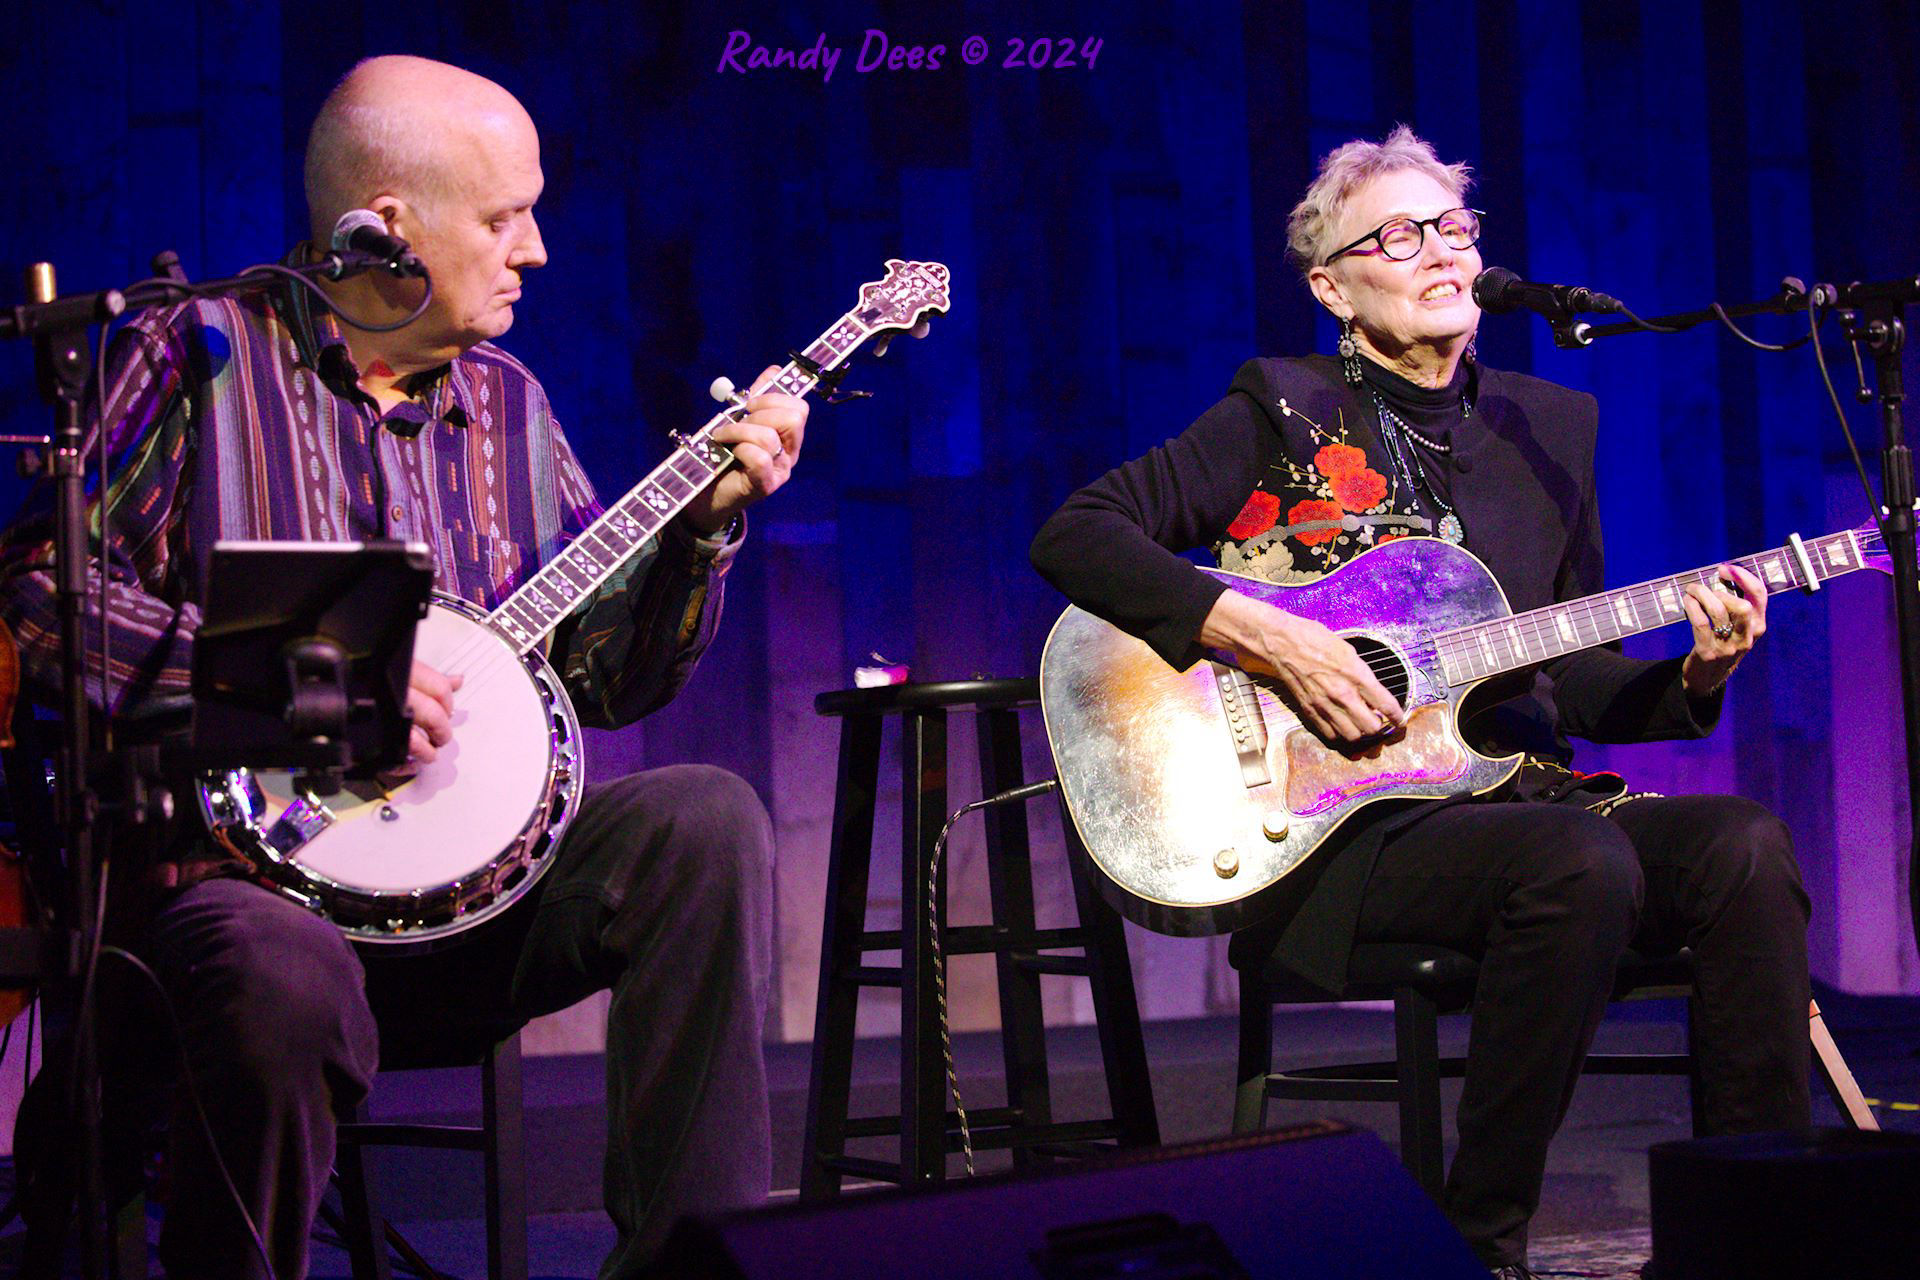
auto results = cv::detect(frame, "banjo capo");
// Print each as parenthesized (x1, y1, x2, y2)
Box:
(789, 349, 871, 405)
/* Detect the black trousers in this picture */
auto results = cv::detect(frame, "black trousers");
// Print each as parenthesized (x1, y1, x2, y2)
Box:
(136, 762, 774, 1280)
(1355, 792, 1812, 1267)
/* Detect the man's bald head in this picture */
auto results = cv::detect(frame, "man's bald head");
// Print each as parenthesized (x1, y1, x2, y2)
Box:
(303, 55, 534, 243)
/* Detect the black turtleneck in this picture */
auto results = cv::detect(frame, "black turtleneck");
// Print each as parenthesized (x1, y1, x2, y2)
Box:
(1358, 355, 1474, 524)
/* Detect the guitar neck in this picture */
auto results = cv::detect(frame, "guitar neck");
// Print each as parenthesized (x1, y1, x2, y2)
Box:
(1436, 529, 1868, 686)
(483, 312, 873, 654)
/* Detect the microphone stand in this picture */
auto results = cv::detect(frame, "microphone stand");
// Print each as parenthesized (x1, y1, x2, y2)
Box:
(0, 247, 400, 1280)
(1572, 271, 1920, 962)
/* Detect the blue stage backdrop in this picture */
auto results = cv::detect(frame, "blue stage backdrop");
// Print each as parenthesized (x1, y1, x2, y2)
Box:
(4, 1, 1919, 1042)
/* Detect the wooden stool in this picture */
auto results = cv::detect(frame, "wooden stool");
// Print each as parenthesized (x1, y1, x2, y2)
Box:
(799, 678, 1159, 1199)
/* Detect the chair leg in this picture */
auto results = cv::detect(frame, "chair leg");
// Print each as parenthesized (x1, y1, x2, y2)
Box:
(482, 1034, 530, 1280)
(1393, 986, 1446, 1199)
(334, 1114, 394, 1280)
(1233, 976, 1274, 1134)
(1685, 990, 1705, 1138)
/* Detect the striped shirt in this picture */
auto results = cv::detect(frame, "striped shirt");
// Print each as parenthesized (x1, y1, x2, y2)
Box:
(0, 250, 737, 727)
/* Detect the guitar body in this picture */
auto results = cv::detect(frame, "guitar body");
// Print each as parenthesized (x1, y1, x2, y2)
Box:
(1040, 537, 1524, 937)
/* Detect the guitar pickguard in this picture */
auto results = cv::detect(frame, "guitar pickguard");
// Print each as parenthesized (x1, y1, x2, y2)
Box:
(1284, 703, 1468, 816)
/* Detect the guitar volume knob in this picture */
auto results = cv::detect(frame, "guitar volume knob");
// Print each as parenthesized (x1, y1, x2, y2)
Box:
(1263, 811, 1289, 841)
(1214, 847, 1239, 878)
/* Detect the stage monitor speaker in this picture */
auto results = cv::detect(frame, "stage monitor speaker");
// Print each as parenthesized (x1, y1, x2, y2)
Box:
(649, 1121, 1487, 1279)
(1649, 1128, 1920, 1279)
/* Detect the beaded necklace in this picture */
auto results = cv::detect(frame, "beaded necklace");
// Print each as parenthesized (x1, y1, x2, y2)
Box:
(1371, 390, 1468, 544)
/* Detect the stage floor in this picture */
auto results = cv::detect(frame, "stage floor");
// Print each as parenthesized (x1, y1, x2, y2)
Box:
(5, 982, 1916, 1277)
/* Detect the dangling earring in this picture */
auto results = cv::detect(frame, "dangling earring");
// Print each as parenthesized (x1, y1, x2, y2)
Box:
(1465, 334, 1479, 365)
(1338, 317, 1362, 386)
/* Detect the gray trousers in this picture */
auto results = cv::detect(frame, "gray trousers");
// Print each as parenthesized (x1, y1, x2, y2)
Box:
(140, 763, 774, 1279)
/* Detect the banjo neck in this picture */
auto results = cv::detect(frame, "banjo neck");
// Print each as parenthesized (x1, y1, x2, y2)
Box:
(482, 259, 952, 655)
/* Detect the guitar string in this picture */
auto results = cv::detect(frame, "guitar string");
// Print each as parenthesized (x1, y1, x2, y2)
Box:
(1433, 535, 1860, 679)
(1236, 530, 1872, 736)
(1241, 542, 1848, 726)
(1269, 533, 1859, 691)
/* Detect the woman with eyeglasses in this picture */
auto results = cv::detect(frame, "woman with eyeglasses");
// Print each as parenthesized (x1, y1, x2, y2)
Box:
(1030, 126, 1810, 1278)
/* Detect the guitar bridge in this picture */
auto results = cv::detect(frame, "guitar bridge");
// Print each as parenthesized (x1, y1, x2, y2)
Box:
(1212, 663, 1272, 788)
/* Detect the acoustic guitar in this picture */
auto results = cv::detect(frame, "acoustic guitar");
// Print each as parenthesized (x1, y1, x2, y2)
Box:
(1039, 524, 1890, 937)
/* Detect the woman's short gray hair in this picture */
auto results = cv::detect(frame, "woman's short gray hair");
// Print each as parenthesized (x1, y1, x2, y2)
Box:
(1286, 125, 1473, 277)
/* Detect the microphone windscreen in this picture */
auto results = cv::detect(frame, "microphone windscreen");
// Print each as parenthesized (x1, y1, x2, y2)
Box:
(1470, 266, 1521, 313)
(330, 209, 385, 252)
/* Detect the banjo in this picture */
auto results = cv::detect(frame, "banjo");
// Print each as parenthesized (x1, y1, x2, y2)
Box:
(200, 259, 952, 947)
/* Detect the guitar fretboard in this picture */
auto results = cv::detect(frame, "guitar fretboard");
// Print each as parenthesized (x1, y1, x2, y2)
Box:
(1436, 530, 1866, 685)
(486, 316, 874, 653)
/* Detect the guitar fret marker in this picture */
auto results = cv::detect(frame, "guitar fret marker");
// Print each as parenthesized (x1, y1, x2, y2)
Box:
(1555, 613, 1575, 643)
(1613, 597, 1633, 629)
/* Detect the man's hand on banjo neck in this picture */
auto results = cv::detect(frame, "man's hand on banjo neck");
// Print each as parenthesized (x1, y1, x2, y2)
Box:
(378, 370, 810, 780)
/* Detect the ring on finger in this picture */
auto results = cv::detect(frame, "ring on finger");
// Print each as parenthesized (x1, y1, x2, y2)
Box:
(1711, 621, 1734, 640)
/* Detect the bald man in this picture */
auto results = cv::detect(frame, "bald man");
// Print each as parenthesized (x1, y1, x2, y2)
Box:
(1, 56, 799, 1278)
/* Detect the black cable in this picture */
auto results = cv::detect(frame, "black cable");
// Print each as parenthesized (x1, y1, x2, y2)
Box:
(1612, 301, 1682, 335)
(926, 777, 1061, 1177)
(235, 260, 434, 334)
(1710, 302, 1811, 353)
(98, 945, 277, 1280)
(1806, 289, 1884, 527)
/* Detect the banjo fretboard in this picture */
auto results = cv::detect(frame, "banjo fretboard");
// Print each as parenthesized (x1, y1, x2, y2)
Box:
(483, 260, 950, 654)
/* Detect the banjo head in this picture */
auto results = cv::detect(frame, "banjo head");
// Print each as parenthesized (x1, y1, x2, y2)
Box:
(200, 594, 585, 948)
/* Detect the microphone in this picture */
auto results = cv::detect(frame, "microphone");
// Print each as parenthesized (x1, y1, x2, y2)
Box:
(1471, 266, 1622, 317)
(327, 209, 428, 279)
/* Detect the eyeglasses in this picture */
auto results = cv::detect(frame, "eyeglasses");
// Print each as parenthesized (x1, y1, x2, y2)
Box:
(1323, 208, 1484, 265)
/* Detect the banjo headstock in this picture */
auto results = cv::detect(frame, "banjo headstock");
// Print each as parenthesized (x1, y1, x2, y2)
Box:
(854, 259, 951, 340)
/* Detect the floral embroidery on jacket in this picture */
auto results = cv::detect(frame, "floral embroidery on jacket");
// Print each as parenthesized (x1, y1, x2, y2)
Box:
(1214, 397, 1430, 584)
